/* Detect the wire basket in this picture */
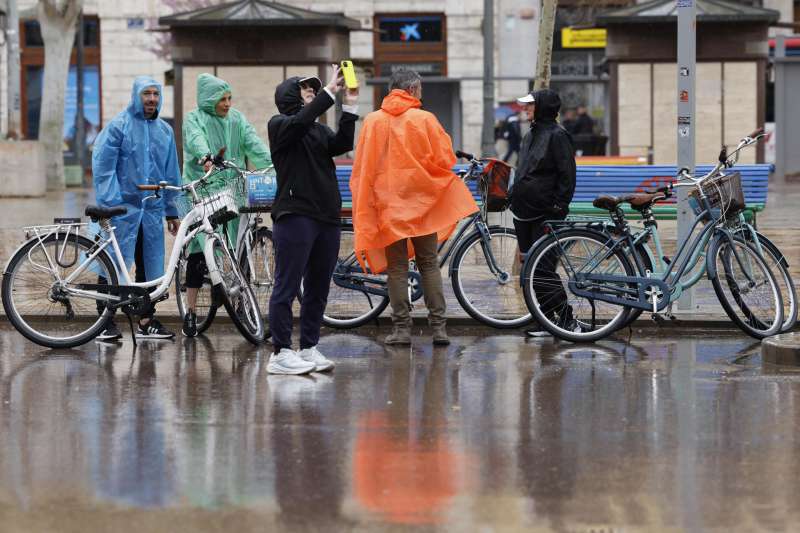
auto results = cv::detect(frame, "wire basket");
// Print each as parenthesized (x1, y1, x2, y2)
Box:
(175, 176, 246, 224)
(688, 171, 745, 220)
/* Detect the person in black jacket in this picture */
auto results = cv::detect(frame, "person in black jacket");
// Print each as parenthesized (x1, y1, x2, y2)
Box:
(501, 114, 522, 163)
(266, 65, 358, 375)
(510, 88, 578, 336)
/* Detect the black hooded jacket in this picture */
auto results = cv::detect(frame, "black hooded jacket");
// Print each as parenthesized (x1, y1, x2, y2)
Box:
(268, 77, 357, 224)
(510, 89, 577, 220)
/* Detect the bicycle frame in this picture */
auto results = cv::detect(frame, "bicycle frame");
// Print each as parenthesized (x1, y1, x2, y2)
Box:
(553, 199, 743, 313)
(47, 197, 229, 309)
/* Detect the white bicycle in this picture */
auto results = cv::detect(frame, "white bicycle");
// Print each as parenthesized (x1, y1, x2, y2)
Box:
(1, 164, 266, 348)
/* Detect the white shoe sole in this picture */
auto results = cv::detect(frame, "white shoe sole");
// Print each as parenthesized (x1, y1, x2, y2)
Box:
(96, 336, 122, 342)
(266, 362, 315, 375)
(526, 330, 552, 338)
(135, 333, 175, 340)
(310, 361, 334, 372)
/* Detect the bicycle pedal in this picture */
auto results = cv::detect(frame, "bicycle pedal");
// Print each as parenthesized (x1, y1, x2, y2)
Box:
(152, 292, 170, 305)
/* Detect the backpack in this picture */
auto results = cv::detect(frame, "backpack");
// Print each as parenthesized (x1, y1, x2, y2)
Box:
(480, 158, 515, 212)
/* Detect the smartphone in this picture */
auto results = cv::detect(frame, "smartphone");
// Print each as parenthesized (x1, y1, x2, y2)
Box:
(340, 60, 359, 89)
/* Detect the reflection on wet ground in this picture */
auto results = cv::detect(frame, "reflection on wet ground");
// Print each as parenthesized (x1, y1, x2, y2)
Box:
(1, 322, 800, 532)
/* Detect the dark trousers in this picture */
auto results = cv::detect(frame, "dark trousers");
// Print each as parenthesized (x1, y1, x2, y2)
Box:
(97, 223, 156, 320)
(269, 214, 340, 353)
(513, 218, 568, 320)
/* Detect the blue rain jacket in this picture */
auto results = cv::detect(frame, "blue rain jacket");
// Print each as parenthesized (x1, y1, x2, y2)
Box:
(91, 76, 181, 280)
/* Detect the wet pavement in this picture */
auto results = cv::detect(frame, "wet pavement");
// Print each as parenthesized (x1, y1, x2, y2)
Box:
(2, 322, 800, 532)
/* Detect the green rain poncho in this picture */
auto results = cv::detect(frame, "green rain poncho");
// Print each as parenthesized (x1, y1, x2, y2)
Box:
(182, 73, 272, 253)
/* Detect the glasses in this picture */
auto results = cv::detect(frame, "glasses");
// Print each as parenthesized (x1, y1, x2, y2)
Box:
(299, 83, 317, 94)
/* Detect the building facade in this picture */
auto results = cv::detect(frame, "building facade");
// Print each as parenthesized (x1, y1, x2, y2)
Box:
(2, 0, 797, 162)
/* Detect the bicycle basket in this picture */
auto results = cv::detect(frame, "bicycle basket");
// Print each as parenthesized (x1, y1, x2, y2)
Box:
(175, 177, 245, 224)
(688, 171, 745, 219)
(240, 167, 277, 212)
(479, 158, 514, 212)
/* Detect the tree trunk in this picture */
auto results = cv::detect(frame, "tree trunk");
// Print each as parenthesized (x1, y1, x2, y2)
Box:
(6, 0, 22, 139)
(37, 0, 82, 190)
(534, 0, 558, 90)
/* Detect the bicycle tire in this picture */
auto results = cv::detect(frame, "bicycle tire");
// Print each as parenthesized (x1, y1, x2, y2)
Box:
(322, 226, 389, 329)
(175, 249, 217, 335)
(450, 225, 533, 328)
(707, 235, 783, 339)
(237, 227, 275, 325)
(522, 228, 635, 342)
(2, 232, 119, 348)
(733, 230, 797, 333)
(209, 236, 266, 344)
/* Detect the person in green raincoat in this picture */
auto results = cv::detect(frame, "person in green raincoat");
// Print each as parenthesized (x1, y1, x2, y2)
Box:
(181, 73, 272, 337)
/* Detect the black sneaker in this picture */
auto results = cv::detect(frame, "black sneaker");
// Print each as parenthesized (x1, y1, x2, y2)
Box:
(96, 320, 122, 342)
(182, 311, 198, 337)
(136, 318, 175, 339)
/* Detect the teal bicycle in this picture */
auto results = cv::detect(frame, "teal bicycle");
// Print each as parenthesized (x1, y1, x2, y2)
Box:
(521, 131, 787, 342)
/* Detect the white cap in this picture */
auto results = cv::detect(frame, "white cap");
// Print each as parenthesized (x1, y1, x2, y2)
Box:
(517, 92, 535, 104)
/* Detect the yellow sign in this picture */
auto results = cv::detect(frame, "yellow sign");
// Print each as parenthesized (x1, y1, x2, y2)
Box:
(561, 27, 607, 49)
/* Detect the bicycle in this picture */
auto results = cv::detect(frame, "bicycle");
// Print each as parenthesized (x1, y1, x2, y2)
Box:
(173, 161, 277, 336)
(322, 150, 531, 329)
(2, 160, 266, 348)
(521, 131, 784, 342)
(554, 131, 796, 334)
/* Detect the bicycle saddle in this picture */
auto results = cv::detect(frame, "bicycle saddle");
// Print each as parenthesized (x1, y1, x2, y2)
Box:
(85, 205, 127, 220)
(592, 192, 666, 212)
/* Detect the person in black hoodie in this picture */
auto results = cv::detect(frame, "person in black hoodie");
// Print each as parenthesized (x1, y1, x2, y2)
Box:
(266, 64, 359, 375)
(510, 88, 577, 336)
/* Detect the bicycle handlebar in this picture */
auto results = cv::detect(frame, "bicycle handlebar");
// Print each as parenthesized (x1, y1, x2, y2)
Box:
(455, 150, 475, 161)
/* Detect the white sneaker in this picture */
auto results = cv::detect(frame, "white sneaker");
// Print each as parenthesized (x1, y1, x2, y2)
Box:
(267, 348, 316, 375)
(298, 345, 335, 372)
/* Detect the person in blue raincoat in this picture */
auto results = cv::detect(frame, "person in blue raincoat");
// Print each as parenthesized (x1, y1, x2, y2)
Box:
(91, 75, 182, 341)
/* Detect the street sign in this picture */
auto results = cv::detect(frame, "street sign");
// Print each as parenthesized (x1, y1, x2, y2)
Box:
(561, 27, 607, 49)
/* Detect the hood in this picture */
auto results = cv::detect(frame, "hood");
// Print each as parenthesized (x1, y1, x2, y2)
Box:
(275, 77, 304, 116)
(380, 89, 421, 117)
(533, 89, 561, 123)
(197, 73, 231, 117)
(129, 76, 162, 119)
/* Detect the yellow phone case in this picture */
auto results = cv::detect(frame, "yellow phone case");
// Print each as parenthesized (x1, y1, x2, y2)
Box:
(341, 60, 359, 89)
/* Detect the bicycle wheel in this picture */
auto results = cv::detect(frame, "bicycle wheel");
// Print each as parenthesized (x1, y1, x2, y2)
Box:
(237, 226, 276, 321)
(2, 232, 119, 348)
(522, 228, 635, 342)
(733, 231, 797, 333)
(322, 227, 389, 328)
(209, 236, 265, 344)
(175, 249, 217, 334)
(450, 225, 533, 328)
(707, 235, 783, 339)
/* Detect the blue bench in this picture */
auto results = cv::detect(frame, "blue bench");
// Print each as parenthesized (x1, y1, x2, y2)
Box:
(336, 163, 772, 223)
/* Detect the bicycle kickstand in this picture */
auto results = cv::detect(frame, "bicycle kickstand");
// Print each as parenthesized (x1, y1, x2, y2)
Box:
(125, 312, 138, 347)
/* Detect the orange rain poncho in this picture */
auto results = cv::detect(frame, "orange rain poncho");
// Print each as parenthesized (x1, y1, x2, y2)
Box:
(350, 89, 478, 273)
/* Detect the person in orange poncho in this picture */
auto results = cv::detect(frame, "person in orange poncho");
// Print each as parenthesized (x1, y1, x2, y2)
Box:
(350, 69, 478, 346)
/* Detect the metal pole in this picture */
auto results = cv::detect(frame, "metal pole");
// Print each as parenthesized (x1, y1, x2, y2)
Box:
(676, 0, 696, 312)
(76, 10, 86, 186)
(534, 0, 558, 90)
(481, 0, 496, 157)
(6, 0, 21, 138)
